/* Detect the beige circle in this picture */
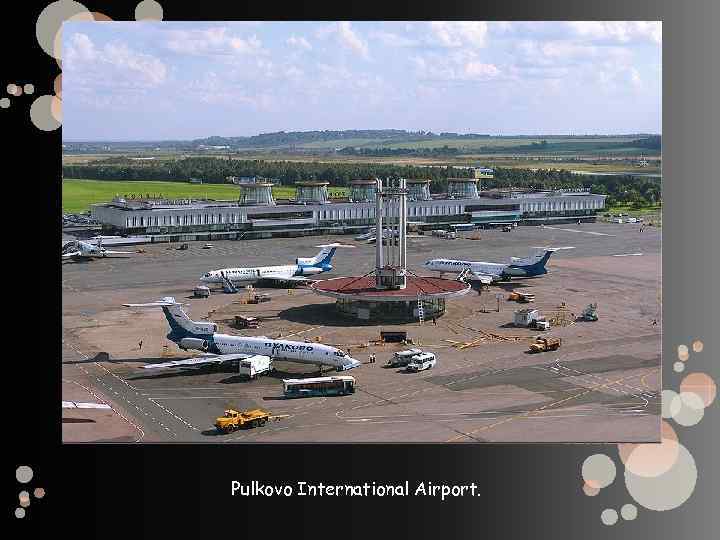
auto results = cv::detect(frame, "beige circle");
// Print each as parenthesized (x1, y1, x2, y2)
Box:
(135, 0, 164, 21)
(625, 442, 697, 511)
(678, 344, 689, 361)
(24, 84, 35, 95)
(661, 389, 678, 418)
(692, 340, 703, 353)
(54, 74, 62, 98)
(601, 508, 618, 526)
(670, 392, 705, 426)
(34, 487, 46, 499)
(0, 98, 9, 109)
(673, 361, 685, 373)
(680, 372, 716, 407)
(30, 95, 62, 131)
(7, 83, 17, 95)
(621, 503, 638, 521)
(36, 1, 92, 59)
(16, 465, 33, 483)
(15, 507, 25, 519)
(583, 482, 600, 496)
(619, 420, 678, 476)
(582, 454, 616, 489)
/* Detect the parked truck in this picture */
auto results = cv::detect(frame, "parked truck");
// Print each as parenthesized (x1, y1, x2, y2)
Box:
(387, 348, 423, 367)
(529, 336, 562, 353)
(214, 409, 271, 432)
(237, 355, 273, 379)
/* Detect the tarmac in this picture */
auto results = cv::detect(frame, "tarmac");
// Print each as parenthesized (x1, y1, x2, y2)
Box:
(62, 221, 661, 443)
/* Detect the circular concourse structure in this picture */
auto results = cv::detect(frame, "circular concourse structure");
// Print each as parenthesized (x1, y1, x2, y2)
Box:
(312, 275, 470, 322)
(312, 177, 470, 323)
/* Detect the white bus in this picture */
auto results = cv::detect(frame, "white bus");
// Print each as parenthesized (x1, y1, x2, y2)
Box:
(282, 376, 356, 398)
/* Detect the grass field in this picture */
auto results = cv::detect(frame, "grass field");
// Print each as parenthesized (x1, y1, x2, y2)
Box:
(62, 179, 349, 213)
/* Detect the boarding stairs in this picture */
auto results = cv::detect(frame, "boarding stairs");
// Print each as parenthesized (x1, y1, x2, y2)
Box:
(220, 271, 238, 293)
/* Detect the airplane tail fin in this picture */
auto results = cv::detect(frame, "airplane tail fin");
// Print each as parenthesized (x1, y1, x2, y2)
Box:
(123, 297, 216, 341)
(297, 243, 349, 269)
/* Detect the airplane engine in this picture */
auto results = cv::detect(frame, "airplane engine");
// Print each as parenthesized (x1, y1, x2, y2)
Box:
(179, 338, 209, 351)
(299, 266, 324, 276)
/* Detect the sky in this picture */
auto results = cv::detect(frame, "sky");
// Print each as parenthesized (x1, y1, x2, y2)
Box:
(62, 21, 662, 141)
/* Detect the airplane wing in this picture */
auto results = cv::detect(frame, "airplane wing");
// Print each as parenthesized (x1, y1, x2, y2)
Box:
(101, 250, 134, 256)
(466, 272, 498, 285)
(142, 353, 252, 369)
(62, 251, 82, 259)
(62, 401, 112, 409)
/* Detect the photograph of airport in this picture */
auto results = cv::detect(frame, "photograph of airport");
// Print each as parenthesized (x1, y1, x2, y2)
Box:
(62, 21, 662, 443)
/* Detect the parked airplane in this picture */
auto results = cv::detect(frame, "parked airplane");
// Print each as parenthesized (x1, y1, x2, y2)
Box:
(200, 243, 351, 287)
(422, 247, 574, 284)
(123, 297, 361, 371)
(62, 238, 133, 261)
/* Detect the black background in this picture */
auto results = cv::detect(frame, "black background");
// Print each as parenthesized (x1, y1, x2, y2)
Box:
(6, 1, 719, 537)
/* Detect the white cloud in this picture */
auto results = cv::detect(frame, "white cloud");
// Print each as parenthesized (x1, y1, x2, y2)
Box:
(287, 35, 312, 51)
(413, 50, 500, 81)
(370, 30, 418, 48)
(567, 21, 661, 44)
(428, 22, 488, 48)
(336, 21, 369, 59)
(65, 33, 167, 89)
(164, 27, 263, 56)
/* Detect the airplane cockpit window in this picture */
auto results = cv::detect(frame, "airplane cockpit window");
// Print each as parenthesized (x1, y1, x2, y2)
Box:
(204, 272, 212, 277)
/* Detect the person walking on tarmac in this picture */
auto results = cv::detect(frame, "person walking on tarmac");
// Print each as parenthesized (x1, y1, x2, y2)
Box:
(369, 353, 376, 364)
(138, 340, 143, 351)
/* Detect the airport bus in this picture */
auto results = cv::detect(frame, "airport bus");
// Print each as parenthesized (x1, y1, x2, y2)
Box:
(282, 376, 356, 398)
(449, 223, 476, 233)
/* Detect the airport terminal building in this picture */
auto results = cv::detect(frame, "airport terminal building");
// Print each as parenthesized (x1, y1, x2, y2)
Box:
(91, 177, 607, 237)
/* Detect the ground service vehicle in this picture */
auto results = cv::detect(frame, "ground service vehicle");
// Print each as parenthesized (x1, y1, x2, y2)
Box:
(387, 348, 423, 367)
(508, 291, 535, 303)
(529, 336, 562, 353)
(193, 286, 210, 298)
(283, 376, 355, 398)
(238, 355, 273, 379)
(215, 409, 270, 432)
(406, 352, 437, 372)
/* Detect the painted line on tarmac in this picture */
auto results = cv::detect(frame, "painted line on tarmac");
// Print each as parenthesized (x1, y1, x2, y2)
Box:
(543, 226, 615, 236)
(613, 253, 644, 257)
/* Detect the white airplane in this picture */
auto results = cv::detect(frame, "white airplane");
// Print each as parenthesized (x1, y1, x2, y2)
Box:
(62, 238, 133, 261)
(200, 243, 352, 287)
(422, 247, 574, 284)
(123, 297, 362, 371)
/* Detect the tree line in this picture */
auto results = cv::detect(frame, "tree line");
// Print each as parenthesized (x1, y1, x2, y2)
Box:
(63, 157, 661, 207)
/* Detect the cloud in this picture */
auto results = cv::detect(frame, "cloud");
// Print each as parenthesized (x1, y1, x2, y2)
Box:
(567, 21, 661, 44)
(369, 30, 419, 48)
(336, 21, 369, 58)
(65, 33, 167, 89)
(413, 50, 500, 81)
(163, 26, 263, 56)
(428, 22, 489, 48)
(287, 35, 312, 51)
(317, 22, 370, 59)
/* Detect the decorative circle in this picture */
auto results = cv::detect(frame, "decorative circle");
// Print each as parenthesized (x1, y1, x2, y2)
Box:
(677, 344, 689, 361)
(673, 361, 685, 373)
(36, 1, 93, 60)
(19, 490, 31, 507)
(680, 372, 716, 407)
(34, 487, 46, 499)
(0, 98, 9, 109)
(23, 84, 35, 95)
(621, 503, 638, 521)
(582, 454, 616, 489)
(54, 74, 62, 99)
(135, 0, 164, 21)
(601, 508, 618, 526)
(30, 95, 62, 130)
(619, 421, 679, 477)
(670, 392, 705, 426)
(625, 442, 697, 511)
(15, 507, 25, 519)
(582, 482, 600, 496)
(661, 389, 678, 418)
(91, 11, 113, 21)
(16, 465, 33, 483)
(7, 83, 19, 95)
(692, 340, 703, 353)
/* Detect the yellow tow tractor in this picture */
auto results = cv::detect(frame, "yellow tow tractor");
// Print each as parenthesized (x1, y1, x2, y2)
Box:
(215, 409, 271, 433)
(529, 336, 562, 353)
